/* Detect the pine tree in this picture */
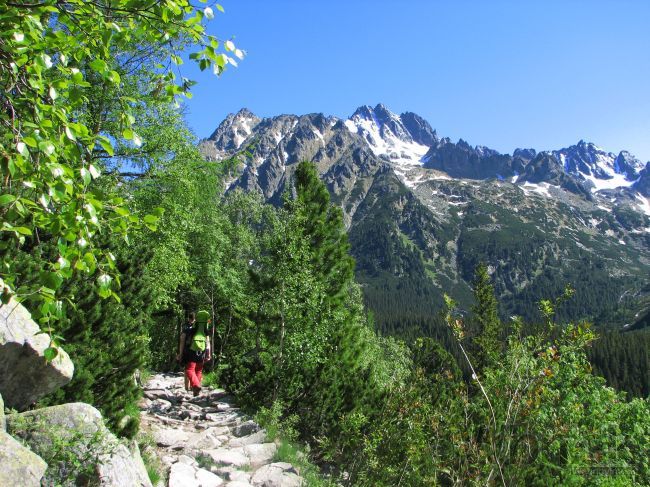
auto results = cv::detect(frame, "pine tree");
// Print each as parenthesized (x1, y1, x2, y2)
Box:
(41, 240, 157, 438)
(470, 263, 501, 370)
(292, 161, 355, 303)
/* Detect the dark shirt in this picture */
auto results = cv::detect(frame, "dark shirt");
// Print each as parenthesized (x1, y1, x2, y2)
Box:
(182, 323, 207, 363)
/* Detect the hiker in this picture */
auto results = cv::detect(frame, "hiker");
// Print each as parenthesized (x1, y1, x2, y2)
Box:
(177, 310, 212, 396)
(179, 312, 196, 391)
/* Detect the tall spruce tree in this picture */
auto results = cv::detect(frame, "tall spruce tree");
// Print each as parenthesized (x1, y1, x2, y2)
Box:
(470, 263, 501, 370)
(292, 161, 355, 303)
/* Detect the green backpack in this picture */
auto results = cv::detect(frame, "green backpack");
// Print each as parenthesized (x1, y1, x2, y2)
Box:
(189, 310, 211, 353)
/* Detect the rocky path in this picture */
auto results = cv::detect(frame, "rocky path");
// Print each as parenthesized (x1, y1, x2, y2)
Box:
(139, 373, 303, 487)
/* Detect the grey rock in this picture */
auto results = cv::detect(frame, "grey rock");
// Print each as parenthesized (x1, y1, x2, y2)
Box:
(169, 462, 198, 487)
(98, 441, 152, 487)
(8, 403, 152, 487)
(0, 297, 74, 410)
(251, 463, 302, 487)
(177, 454, 198, 466)
(204, 447, 250, 468)
(228, 429, 267, 447)
(226, 482, 253, 487)
(169, 461, 225, 486)
(229, 470, 252, 483)
(186, 427, 224, 450)
(232, 420, 260, 437)
(196, 467, 224, 486)
(150, 398, 172, 413)
(243, 442, 277, 465)
(151, 426, 192, 448)
(0, 430, 47, 486)
(143, 389, 178, 404)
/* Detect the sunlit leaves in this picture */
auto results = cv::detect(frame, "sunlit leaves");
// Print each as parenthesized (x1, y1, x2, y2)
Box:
(1, 0, 241, 338)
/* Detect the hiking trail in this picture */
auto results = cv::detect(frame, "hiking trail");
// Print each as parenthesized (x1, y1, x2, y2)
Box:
(139, 373, 303, 487)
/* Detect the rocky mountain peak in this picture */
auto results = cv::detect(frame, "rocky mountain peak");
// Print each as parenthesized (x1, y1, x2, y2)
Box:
(344, 104, 431, 173)
(552, 140, 641, 193)
(207, 108, 261, 152)
(513, 148, 537, 160)
(400, 111, 439, 147)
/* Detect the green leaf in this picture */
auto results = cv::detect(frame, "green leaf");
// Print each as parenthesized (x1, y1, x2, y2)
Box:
(44, 347, 59, 362)
(65, 126, 76, 141)
(40, 271, 64, 291)
(38, 140, 55, 156)
(14, 227, 32, 236)
(23, 136, 37, 148)
(98, 138, 114, 156)
(0, 194, 16, 206)
(89, 58, 107, 73)
(107, 70, 121, 84)
(122, 128, 134, 140)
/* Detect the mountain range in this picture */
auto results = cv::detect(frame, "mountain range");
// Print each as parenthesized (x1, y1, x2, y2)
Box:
(199, 104, 650, 329)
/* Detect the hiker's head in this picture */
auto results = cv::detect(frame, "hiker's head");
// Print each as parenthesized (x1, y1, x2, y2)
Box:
(189, 312, 196, 323)
(196, 310, 211, 324)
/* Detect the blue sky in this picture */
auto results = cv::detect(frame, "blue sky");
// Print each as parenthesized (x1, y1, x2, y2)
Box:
(182, 0, 650, 162)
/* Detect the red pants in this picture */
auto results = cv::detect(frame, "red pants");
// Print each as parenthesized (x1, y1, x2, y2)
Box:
(185, 361, 204, 389)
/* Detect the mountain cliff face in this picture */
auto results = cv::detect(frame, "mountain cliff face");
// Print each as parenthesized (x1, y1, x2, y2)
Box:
(199, 104, 650, 326)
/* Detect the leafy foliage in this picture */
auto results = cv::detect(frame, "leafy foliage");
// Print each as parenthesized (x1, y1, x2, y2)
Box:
(0, 0, 241, 331)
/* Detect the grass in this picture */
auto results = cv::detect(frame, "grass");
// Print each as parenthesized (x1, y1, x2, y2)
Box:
(273, 439, 335, 487)
(254, 402, 336, 487)
(137, 431, 165, 486)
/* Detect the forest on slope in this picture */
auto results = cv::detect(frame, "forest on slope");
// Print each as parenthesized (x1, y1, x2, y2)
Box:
(1, 2, 648, 485)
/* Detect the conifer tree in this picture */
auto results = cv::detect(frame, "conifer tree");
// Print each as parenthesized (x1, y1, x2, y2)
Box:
(292, 161, 355, 303)
(470, 263, 501, 370)
(41, 241, 157, 438)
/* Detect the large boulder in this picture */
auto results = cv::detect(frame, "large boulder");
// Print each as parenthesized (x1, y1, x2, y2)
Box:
(7, 402, 152, 487)
(0, 430, 47, 486)
(0, 297, 74, 410)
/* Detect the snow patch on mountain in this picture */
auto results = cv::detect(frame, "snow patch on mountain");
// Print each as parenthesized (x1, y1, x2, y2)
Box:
(552, 141, 644, 193)
(636, 194, 650, 217)
(521, 181, 557, 198)
(345, 105, 430, 188)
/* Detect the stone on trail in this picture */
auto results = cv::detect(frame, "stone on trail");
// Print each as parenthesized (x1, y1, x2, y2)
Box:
(229, 470, 252, 483)
(0, 430, 47, 487)
(228, 429, 267, 447)
(186, 427, 224, 450)
(243, 443, 277, 465)
(169, 462, 198, 487)
(177, 454, 198, 466)
(0, 297, 74, 410)
(139, 373, 305, 486)
(204, 447, 250, 468)
(151, 426, 192, 448)
(232, 420, 260, 437)
(196, 467, 224, 487)
(251, 463, 302, 487)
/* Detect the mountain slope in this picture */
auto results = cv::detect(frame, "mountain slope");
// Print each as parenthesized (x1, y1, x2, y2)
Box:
(199, 104, 650, 326)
